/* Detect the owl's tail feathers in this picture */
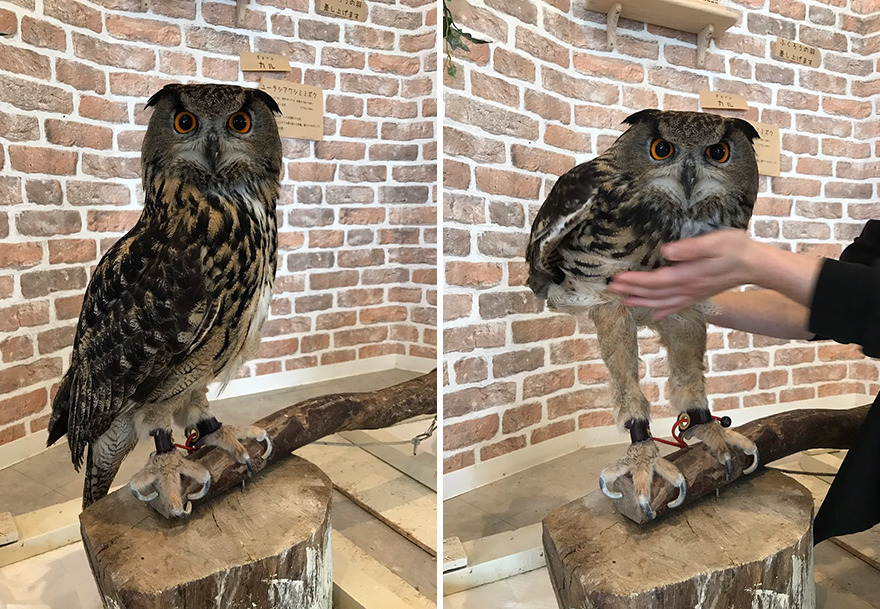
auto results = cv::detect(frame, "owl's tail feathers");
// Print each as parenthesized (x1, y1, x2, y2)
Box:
(46, 372, 73, 448)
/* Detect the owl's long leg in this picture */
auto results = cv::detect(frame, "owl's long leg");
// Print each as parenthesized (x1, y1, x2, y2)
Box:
(83, 415, 139, 508)
(174, 388, 272, 476)
(591, 303, 686, 519)
(654, 309, 759, 479)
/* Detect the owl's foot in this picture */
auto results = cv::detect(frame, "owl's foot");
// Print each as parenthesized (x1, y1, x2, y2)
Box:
(680, 410, 759, 479)
(129, 430, 211, 518)
(192, 417, 273, 476)
(599, 434, 687, 520)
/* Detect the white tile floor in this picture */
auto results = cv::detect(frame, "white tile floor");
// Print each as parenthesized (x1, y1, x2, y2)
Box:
(444, 568, 557, 609)
(0, 543, 100, 609)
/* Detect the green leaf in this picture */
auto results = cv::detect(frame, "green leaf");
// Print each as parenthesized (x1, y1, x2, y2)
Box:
(447, 63, 458, 77)
(461, 31, 490, 45)
(446, 29, 471, 52)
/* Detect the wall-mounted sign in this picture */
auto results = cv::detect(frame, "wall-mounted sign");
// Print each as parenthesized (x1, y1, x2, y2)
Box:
(747, 120, 780, 178)
(240, 52, 290, 72)
(319, 0, 368, 22)
(699, 90, 749, 111)
(259, 78, 324, 142)
(774, 37, 820, 68)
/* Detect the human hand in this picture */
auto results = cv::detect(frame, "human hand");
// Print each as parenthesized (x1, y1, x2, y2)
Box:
(608, 229, 759, 319)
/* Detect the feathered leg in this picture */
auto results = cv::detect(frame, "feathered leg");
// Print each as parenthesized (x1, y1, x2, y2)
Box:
(655, 309, 759, 479)
(174, 388, 272, 476)
(83, 415, 139, 508)
(591, 303, 686, 519)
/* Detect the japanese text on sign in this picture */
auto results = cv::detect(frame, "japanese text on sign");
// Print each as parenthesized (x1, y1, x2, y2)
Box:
(320, 0, 368, 22)
(774, 37, 820, 68)
(240, 52, 291, 72)
(699, 90, 749, 111)
(747, 120, 780, 178)
(259, 78, 324, 142)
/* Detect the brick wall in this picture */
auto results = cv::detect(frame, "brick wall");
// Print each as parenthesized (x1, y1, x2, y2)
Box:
(0, 0, 437, 446)
(442, 0, 880, 475)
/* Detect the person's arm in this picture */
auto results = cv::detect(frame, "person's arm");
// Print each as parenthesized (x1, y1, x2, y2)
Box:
(707, 290, 813, 340)
(608, 229, 823, 319)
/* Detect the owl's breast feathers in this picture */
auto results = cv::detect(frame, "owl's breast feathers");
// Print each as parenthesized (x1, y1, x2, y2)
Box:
(48, 176, 278, 467)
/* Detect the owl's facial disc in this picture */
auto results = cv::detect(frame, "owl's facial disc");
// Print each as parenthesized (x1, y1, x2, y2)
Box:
(649, 151, 725, 209)
(172, 110, 252, 178)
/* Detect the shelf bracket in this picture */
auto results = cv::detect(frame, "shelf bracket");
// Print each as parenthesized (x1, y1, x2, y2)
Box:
(606, 3, 622, 51)
(697, 23, 714, 68)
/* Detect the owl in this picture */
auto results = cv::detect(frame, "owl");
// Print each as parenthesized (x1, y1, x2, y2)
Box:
(47, 84, 283, 517)
(527, 110, 761, 519)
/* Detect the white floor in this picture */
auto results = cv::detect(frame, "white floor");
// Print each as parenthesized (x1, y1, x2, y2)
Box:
(444, 568, 556, 609)
(0, 543, 100, 609)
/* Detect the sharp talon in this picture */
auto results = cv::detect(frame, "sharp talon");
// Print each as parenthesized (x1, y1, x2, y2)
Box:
(130, 484, 158, 502)
(639, 496, 656, 520)
(187, 476, 211, 501)
(667, 476, 687, 509)
(743, 449, 759, 475)
(723, 456, 735, 481)
(172, 501, 192, 517)
(600, 474, 623, 499)
(260, 434, 273, 460)
(244, 456, 255, 477)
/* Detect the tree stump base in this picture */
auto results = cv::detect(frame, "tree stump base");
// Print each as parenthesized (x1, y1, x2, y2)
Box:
(543, 470, 815, 609)
(80, 456, 332, 609)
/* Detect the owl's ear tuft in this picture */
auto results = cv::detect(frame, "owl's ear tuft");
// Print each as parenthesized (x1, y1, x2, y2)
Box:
(732, 118, 761, 141)
(252, 89, 282, 115)
(622, 109, 661, 126)
(145, 84, 181, 109)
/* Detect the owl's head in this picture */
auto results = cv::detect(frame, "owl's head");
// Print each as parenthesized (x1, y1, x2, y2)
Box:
(142, 84, 283, 190)
(609, 110, 760, 211)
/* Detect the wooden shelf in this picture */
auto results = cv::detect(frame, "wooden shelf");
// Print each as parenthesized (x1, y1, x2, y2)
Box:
(586, 0, 740, 66)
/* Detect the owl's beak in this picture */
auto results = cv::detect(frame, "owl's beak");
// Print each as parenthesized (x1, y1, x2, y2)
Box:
(681, 159, 696, 201)
(205, 135, 221, 174)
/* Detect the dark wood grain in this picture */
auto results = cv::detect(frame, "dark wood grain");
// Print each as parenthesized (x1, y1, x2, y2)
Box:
(544, 470, 814, 609)
(81, 456, 333, 609)
(613, 405, 870, 523)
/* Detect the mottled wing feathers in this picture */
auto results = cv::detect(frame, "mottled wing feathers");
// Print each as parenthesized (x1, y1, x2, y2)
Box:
(56, 221, 218, 468)
(527, 161, 598, 298)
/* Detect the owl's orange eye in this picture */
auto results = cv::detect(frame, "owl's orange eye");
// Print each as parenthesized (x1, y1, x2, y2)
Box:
(706, 141, 730, 163)
(228, 111, 251, 134)
(174, 111, 196, 134)
(650, 138, 674, 160)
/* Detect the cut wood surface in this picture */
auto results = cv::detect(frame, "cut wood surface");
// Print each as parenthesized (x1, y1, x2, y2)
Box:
(153, 370, 436, 518)
(81, 456, 333, 609)
(545, 470, 815, 609)
(613, 405, 870, 523)
(297, 435, 437, 555)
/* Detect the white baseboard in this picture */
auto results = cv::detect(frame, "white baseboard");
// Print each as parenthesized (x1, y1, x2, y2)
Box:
(443, 392, 872, 499)
(208, 354, 435, 400)
(0, 355, 435, 471)
(442, 523, 544, 596)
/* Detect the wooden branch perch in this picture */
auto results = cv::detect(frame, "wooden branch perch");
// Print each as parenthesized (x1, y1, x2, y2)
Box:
(149, 370, 437, 517)
(613, 404, 871, 524)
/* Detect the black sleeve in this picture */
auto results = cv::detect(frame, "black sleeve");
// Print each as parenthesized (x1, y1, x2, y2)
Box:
(808, 220, 880, 357)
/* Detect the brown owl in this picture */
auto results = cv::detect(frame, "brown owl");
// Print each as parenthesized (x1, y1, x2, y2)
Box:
(47, 84, 283, 517)
(527, 110, 761, 519)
